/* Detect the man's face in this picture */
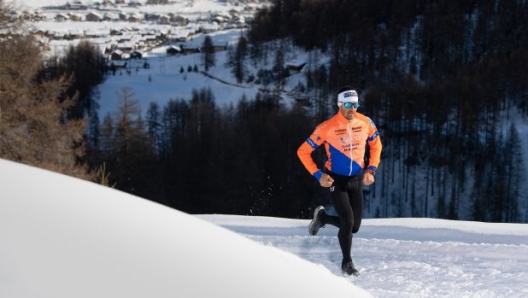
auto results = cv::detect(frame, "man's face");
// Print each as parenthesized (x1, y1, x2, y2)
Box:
(339, 102, 358, 120)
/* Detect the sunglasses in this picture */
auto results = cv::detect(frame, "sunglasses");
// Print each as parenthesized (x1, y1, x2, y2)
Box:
(342, 102, 359, 109)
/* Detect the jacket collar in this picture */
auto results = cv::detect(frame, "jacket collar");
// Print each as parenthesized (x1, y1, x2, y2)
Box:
(335, 111, 354, 124)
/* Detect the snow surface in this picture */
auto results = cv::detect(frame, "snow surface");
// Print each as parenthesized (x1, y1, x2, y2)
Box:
(94, 29, 263, 119)
(9, 0, 248, 13)
(205, 216, 528, 297)
(0, 158, 371, 298)
(2, 159, 528, 298)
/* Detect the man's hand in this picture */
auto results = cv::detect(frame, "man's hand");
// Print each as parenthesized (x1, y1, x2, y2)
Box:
(319, 173, 334, 188)
(363, 171, 375, 186)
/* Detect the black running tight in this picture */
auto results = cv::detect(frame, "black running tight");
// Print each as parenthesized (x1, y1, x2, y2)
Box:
(324, 173, 364, 263)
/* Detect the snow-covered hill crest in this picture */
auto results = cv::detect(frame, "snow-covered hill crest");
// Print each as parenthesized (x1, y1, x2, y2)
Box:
(0, 158, 372, 298)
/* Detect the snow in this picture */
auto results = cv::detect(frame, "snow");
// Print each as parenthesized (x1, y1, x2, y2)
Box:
(0, 158, 371, 298)
(2, 158, 528, 298)
(87, 27, 305, 119)
(203, 216, 528, 297)
(95, 29, 262, 119)
(9, 0, 251, 13)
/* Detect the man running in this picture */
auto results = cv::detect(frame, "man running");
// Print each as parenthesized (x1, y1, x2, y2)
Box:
(297, 86, 382, 276)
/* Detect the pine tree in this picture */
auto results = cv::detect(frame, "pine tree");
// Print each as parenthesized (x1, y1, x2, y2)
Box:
(201, 35, 215, 71)
(146, 102, 162, 152)
(504, 124, 523, 222)
(232, 35, 248, 83)
(46, 40, 107, 120)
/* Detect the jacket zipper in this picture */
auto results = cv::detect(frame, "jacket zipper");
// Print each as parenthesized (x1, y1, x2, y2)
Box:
(347, 122, 354, 176)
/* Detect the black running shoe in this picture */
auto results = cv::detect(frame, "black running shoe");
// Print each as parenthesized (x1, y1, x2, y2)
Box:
(308, 206, 326, 236)
(342, 260, 360, 276)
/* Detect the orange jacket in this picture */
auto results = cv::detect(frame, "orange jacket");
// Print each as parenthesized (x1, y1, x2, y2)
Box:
(297, 111, 382, 181)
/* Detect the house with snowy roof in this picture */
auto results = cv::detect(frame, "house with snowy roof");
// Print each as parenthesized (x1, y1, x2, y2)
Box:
(86, 12, 103, 22)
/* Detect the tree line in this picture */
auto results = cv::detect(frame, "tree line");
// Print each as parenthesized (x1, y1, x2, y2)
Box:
(2, 0, 528, 222)
(87, 86, 322, 218)
(247, 0, 528, 222)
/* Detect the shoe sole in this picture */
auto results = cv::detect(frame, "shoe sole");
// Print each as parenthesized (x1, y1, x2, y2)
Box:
(308, 206, 325, 236)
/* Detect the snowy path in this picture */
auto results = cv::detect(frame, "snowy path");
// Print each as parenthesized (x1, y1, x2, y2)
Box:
(201, 215, 528, 298)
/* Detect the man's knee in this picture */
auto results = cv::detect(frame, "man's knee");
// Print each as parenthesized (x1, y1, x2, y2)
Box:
(352, 219, 362, 233)
(340, 217, 354, 232)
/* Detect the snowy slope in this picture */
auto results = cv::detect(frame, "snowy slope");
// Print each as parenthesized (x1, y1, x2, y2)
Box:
(2, 158, 528, 297)
(203, 215, 528, 297)
(0, 158, 371, 298)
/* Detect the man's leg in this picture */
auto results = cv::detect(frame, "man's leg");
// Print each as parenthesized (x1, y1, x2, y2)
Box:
(330, 189, 354, 263)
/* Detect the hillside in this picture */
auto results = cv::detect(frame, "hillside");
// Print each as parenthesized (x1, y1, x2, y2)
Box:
(5, 0, 528, 223)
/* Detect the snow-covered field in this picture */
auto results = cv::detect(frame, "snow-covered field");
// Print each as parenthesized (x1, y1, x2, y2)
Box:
(2, 158, 528, 298)
(94, 28, 265, 118)
(10, 0, 263, 14)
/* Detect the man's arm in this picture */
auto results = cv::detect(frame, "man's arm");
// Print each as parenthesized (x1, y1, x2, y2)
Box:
(366, 119, 382, 172)
(297, 138, 323, 181)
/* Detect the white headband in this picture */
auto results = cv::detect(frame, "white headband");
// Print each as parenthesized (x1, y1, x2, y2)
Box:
(337, 90, 358, 103)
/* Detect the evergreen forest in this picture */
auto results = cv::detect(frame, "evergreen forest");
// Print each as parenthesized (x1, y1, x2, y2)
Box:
(2, 0, 528, 222)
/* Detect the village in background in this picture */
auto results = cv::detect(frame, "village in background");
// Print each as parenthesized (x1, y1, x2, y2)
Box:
(16, 0, 270, 62)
